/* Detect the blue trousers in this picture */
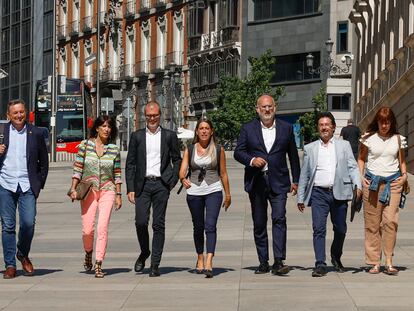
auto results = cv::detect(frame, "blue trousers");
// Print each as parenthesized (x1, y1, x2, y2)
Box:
(310, 187, 347, 266)
(248, 176, 287, 263)
(0, 185, 36, 268)
(186, 191, 223, 254)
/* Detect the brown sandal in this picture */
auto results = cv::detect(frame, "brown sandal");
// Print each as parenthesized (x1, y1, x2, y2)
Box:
(368, 265, 380, 274)
(83, 251, 93, 271)
(94, 261, 104, 278)
(384, 265, 398, 275)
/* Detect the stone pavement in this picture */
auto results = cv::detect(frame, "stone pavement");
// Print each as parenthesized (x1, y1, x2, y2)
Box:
(0, 156, 414, 310)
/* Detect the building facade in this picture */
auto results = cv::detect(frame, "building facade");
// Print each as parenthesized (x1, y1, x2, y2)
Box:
(0, 0, 54, 117)
(242, 0, 355, 131)
(350, 0, 414, 171)
(187, 0, 241, 117)
(56, 0, 190, 141)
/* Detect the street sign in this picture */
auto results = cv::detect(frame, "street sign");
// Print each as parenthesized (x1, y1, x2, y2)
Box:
(85, 53, 97, 66)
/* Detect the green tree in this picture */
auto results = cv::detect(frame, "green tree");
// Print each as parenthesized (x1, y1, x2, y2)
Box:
(209, 50, 284, 143)
(298, 87, 327, 144)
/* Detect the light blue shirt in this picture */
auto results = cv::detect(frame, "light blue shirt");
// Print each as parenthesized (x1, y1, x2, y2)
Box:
(0, 124, 30, 192)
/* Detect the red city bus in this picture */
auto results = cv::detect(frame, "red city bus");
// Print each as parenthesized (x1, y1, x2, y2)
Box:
(33, 76, 93, 153)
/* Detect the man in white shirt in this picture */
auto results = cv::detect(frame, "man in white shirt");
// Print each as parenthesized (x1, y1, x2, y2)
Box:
(297, 112, 362, 277)
(126, 102, 181, 277)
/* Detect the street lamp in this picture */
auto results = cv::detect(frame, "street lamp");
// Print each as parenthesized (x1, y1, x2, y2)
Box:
(163, 63, 182, 131)
(306, 38, 353, 76)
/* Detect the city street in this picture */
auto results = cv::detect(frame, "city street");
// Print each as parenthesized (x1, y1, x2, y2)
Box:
(0, 155, 414, 311)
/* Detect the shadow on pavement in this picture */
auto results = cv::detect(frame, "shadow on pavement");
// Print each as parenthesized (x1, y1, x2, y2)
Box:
(104, 268, 132, 275)
(31, 269, 64, 276)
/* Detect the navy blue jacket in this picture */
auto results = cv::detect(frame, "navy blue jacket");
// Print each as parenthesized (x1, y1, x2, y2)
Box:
(0, 122, 49, 198)
(234, 118, 300, 194)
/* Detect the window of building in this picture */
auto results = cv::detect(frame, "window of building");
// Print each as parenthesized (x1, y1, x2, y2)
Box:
(10, 62, 19, 85)
(328, 94, 350, 111)
(44, 0, 54, 12)
(2, 0, 10, 27)
(11, 25, 20, 61)
(21, 58, 30, 82)
(43, 51, 53, 77)
(270, 52, 320, 84)
(188, 1, 204, 37)
(21, 21, 31, 57)
(43, 12, 53, 51)
(1, 28, 10, 64)
(22, 0, 31, 20)
(337, 21, 348, 53)
(253, 0, 320, 21)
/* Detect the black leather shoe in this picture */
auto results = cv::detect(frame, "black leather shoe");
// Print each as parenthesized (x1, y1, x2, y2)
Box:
(331, 258, 345, 273)
(254, 262, 270, 274)
(149, 264, 160, 277)
(204, 269, 213, 278)
(134, 253, 150, 273)
(312, 264, 327, 277)
(272, 259, 290, 275)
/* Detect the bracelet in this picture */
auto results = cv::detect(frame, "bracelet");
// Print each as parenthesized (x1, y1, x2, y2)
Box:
(116, 192, 122, 196)
(402, 172, 407, 175)
(69, 189, 76, 194)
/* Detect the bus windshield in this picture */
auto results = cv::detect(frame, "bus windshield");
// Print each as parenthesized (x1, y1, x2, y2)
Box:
(56, 111, 84, 141)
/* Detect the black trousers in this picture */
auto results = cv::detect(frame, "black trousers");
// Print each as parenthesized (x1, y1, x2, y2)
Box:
(135, 179, 170, 265)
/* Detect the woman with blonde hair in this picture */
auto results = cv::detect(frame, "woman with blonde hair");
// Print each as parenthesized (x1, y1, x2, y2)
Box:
(358, 107, 407, 275)
(179, 118, 231, 278)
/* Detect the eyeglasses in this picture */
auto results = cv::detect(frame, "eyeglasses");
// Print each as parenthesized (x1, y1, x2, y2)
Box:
(145, 114, 160, 120)
(198, 167, 206, 183)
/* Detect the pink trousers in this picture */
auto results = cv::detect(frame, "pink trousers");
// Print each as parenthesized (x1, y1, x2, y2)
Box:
(80, 189, 115, 262)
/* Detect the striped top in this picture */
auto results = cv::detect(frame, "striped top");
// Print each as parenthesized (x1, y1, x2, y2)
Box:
(73, 139, 122, 191)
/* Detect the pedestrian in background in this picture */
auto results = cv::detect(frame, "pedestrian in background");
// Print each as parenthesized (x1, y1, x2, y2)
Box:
(126, 101, 181, 277)
(340, 118, 361, 160)
(0, 99, 49, 279)
(68, 115, 122, 278)
(358, 107, 407, 275)
(234, 95, 300, 275)
(179, 118, 231, 278)
(297, 112, 361, 277)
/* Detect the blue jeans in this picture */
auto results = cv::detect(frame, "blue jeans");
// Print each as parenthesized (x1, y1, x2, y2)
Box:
(310, 187, 347, 267)
(0, 185, 36, 268)
(186, 191, 223, 254)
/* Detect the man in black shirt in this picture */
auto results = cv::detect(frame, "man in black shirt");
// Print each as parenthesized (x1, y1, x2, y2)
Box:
(340, 119, 361, 160)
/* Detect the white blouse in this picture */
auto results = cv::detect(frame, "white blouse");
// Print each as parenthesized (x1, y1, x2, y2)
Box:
(360, 133, 407, 177)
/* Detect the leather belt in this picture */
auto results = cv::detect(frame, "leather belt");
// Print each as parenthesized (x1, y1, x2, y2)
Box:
(145, 176, 161, 181)
(315, 186, 333, 192)
(260, 171, 269, 176)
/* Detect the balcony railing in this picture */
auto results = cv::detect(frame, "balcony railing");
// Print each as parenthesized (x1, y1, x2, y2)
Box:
(135, 60, 150, 75)
(69, 20, 79, 36)
(155, 0, 166, 7)
(125, 0, 136, 18)
(193, 27, 241, 53)
(82, 16, 92, 33)
(140, 0, 151, 11)
(57, 25, 66, 40)
(119, 64, 135, 78)
(166, 51, 183, 66)
(150, 56, 166, 72)
(221, 26, 240, 44)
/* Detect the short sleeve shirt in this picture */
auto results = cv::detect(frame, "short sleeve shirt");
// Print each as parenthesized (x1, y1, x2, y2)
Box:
(360, 133, 407, 177)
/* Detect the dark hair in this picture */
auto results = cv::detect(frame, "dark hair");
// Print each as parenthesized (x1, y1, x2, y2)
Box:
(8, 99, 26, 112)
(89, 115, 118, 143)
(365, 107, 398, 136)
(316, 112, 336, 127)
(192, 117, 216, 144)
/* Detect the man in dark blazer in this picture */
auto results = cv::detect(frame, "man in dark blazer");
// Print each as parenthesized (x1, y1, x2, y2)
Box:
(234, 95, 300, 275)
(0, 99, 49, 279)
(126, 101, 181, 277)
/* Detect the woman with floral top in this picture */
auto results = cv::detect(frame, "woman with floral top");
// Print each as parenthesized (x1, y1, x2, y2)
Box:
(68, 115, 122, 278)
(358, 107, 407, 275)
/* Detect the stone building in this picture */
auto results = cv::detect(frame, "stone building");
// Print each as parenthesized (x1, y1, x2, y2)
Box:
(350, 0, 414, 171)
(56, 0, 190, 134)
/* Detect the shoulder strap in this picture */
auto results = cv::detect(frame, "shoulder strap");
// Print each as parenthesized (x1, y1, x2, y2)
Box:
(216, 144, 221, 175)
(397, 135, 403, 171)
(0, 123, 6, 144)
(187, 143, 194, 178)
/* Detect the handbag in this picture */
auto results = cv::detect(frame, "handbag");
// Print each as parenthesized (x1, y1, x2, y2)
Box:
(68, 140, 93, 201)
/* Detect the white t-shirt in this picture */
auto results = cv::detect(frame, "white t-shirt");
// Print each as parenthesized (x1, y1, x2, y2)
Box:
(186, 151, 223, 196)
(360, 133, 407, 177)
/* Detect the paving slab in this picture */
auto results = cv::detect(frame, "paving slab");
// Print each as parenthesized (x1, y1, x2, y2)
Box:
(0, 157, 413, 310)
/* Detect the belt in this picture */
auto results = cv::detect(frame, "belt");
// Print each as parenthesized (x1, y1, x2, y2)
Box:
(145, 176, 162, 181)
(314, 186, 333, 192)
(260, 171, 269, 176)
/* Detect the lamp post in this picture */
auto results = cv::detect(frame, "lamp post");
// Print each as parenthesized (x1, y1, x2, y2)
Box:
(163, 63, 182, 131)
(306, 38, 353, 76)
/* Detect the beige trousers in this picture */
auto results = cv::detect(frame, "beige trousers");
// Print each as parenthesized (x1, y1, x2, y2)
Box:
(363, 183, 401, 265)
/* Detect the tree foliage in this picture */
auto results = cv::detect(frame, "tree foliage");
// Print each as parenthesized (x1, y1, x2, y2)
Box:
(298, 87, 327, 144)
(209, 50, 284, 143)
